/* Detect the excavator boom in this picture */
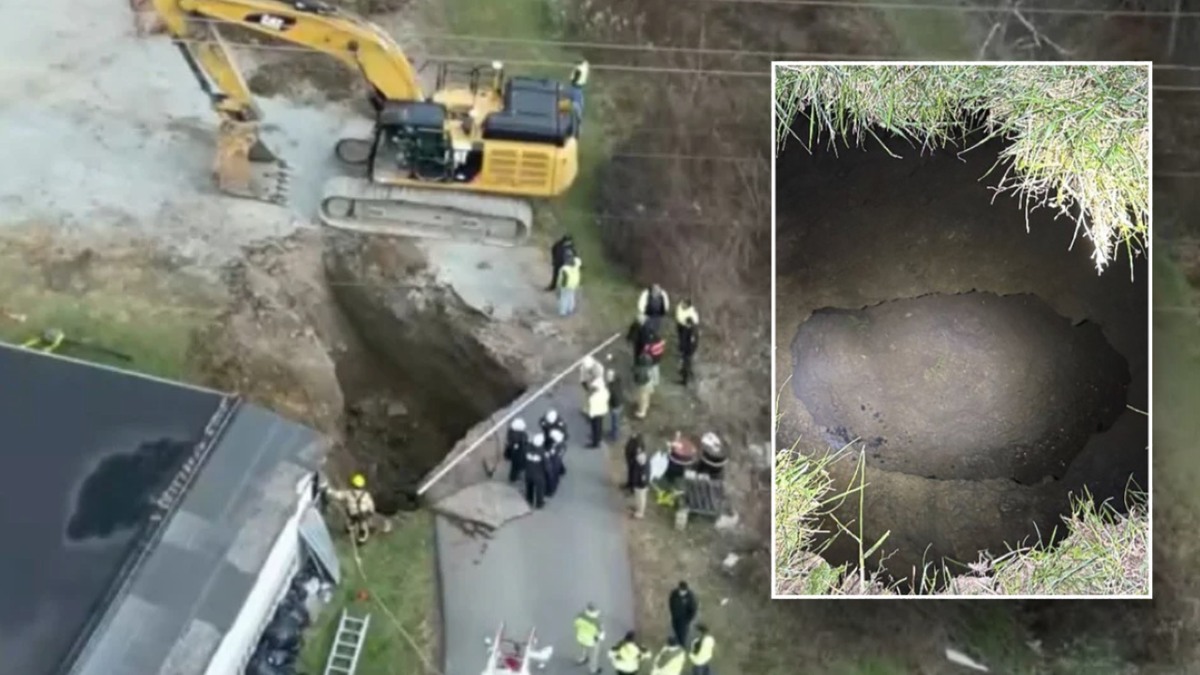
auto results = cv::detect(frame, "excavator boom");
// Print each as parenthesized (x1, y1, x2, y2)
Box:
(148, 0, 579, 245)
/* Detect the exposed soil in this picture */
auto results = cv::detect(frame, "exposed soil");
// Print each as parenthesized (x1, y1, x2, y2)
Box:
(775, 132, 1149, 584)
(792, 292, 1130, 484)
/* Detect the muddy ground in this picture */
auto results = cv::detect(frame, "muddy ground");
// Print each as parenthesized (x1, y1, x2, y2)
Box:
(775, 133, 1149, 582)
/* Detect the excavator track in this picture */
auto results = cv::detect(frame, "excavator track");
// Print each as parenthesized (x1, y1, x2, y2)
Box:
(319, 175, 534, 247)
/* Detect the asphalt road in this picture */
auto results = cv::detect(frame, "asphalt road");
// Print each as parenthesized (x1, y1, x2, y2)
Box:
(436, 382, 635, 675)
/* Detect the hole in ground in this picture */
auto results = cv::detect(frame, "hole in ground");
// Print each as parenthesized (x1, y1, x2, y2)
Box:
(775, 126, 1149, 591)
(324, 263, 523, 516)
(791, 292, 1130, 484)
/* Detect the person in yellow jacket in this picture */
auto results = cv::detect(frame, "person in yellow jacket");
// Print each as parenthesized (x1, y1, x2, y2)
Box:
(325, 474, 376, 545)
(608, 631, 650, 675)
(650, 637, 687, 675)
(574, 602, 605, 674)
(557, 255, 582, 317)
(688, 624, 716, 675)
(585, 375, 610, 448)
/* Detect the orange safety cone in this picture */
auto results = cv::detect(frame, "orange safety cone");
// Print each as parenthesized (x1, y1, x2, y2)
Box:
(356, 589, 370, 602)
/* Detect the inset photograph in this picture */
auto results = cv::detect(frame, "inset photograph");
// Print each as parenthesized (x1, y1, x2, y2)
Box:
(772, 63, 1150, 597)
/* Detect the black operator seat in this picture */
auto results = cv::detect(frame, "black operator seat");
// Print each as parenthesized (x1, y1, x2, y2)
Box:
(482, 76, 570, 146)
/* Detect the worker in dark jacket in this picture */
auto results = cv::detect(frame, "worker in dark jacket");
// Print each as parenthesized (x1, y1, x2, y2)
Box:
(504, 418, 530, 483)
(541, 408, 568, 444)
(668, 581, 698, 647)
(524, 434, 549, 509)
(546, 428, 566, 498)
(606, 368, 624, 441)
(637, 283, 670, 324)
(677, 316, 699, 386)
(548, 234, 576, 291)
(642, 328, 666, 387)
(630, 445, 650, 518)
(622, 433, 644, 494)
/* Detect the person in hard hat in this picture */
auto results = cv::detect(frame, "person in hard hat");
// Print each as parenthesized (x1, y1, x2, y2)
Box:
(668, 581, 698, 647)
(637, 283, 670, 326)
(580, 354, 605, 397)
(606, 368, 624, 441)
(504, 418, 530, 483)
(326, 474, 376, 545)
(688, 624, 716, 675)
(548, 233, 576, 291)
(629, 444, 650, 518)
(585, 375, 610, 449)
(541, 409, 568, 445)
(608, 631, 650, 675)
(524, 433, 549, 509)
(574, 602, 605, 674)
(631, 353, 655, 419)
(674, 300, 700, 385)
(650, 637, 687, 675)
(557, 254, 582, 317)
(545, 428, 566, 498)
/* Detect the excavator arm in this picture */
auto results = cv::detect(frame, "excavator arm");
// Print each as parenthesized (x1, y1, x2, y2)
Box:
(149, 0, 425, 203)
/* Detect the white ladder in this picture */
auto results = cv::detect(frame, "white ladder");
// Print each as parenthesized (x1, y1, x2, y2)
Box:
(322, 610, 371, 675)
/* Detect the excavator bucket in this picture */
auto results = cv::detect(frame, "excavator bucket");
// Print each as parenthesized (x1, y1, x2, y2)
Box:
(214, 119, 290, 205)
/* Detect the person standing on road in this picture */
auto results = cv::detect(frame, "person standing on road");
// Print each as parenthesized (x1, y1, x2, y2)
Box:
(650, 637, 687, 675)
(541, 409, 568, 445)
(688, 625, 716, 675)
(608, 631, 650, 675)
(632, 353, 656, 419)
(524, 434, 549, 509)
(586, 375, 610, 448)
(548, 234, 575, 291)
(574, 602, 605, 674)
(674, 300, 700, 385)
(606, 368, 624, 441)
(504, 418, 530, 483)
(545, 428, 567, 500)
(668, 582, 698, 647)
(622, 433, 644, 494)
(630, 444, 650, 518)
(557, 255, 583, 317)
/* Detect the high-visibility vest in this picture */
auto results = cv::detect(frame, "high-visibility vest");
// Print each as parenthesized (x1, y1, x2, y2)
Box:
(639, 289, 669, 316)
(690, 635, 715, 665)
(650, 645, 686, 675)
(609, 642, 643, 672)
(587, 385, 610, 417)
(560, 261, 582, 289)
(574, 609, 602, 646)
(675, 304, 699, 326)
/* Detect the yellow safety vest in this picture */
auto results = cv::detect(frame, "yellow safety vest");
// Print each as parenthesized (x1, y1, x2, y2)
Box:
(674, 304, 699, 326)
(560, 261, 582, 289)
(690, 635, 715, 665)
(587, 385, 610, 417)
(573, 61, 591, 87)
(609, 641, 644, 672)
(650, 645, 686, 675)
(574, 610, 602, 647)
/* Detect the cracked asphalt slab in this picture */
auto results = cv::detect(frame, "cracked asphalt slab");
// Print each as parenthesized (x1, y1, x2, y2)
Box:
(436, 382, 635, 675)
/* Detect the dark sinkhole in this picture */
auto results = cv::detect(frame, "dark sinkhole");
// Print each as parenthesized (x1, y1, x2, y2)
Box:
(774, 128, 1149, 589)
(791, 292, 1130, 486)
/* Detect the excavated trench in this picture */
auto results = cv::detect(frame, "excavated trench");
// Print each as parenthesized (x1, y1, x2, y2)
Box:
(322, 234, 525, 515)
(774, 131, 1149, 586)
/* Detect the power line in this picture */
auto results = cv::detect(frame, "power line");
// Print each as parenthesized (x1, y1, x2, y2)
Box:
(691, 0, 1198, 18)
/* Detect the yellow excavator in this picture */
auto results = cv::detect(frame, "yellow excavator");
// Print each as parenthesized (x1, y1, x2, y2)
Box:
(150, 0, 582, 245)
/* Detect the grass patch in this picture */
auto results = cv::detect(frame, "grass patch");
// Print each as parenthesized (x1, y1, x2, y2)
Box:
(300, 511, 438, 675)
(774, 64, 1149, 273)
(432, 0, 637, 326)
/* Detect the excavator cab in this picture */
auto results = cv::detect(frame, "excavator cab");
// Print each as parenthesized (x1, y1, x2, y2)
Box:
(372, 101, 456, 182)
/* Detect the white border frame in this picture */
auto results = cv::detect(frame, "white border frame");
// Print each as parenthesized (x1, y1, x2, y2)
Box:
(769, 60, 1154, 600)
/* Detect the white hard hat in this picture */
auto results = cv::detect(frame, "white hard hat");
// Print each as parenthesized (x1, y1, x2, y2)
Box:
(545, 409, 558, 423)
(511, 418, 526, 432)
(581, 355, 598, 370)
(533, 433, 546, 446)
(550, 429, 564, 443)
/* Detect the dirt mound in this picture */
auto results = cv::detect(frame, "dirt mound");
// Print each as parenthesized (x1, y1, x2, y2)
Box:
(790, 292, 1130, 484)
